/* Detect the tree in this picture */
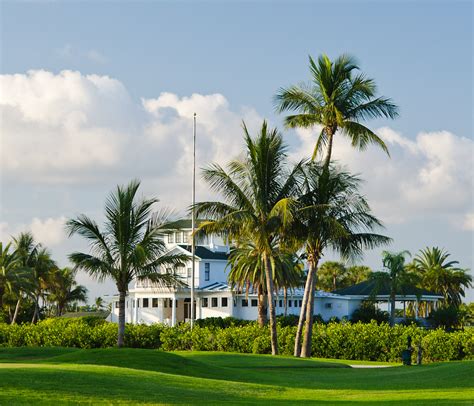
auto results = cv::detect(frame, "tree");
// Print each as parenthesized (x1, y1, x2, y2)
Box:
(228, 241, 303, 326)
(95, 297, 105, 311)
(275, 54, 398, 167)
(67, 180, 188, 347)
(345, 265, 372, 285)
(13, 233, 56, 323)
(47, 268, 88, 316)
(412, 247, 472, 307)
(290, 163, 390, 357)
(316, 261, 347, 291)
(195, 121, 302, 355)
(371, 250, 414, 326)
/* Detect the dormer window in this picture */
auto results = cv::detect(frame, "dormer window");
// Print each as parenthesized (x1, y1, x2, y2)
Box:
(167, 233, 174, 243)
(176, 232, 182, 243)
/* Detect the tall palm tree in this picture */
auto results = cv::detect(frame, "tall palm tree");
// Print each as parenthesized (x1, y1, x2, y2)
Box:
(195, 121, 302, 355)
(290, 163, 390, 357)
(13, 233, 56, 323)
(275, 54, 398, 167)
(412, 247, 472, 307)
(47, 268, 88, 316)
(228, 241, 303, 326)
(371, 250, 414, 326)
(95, 296, 105, 311)
(67, 180, 188, 347)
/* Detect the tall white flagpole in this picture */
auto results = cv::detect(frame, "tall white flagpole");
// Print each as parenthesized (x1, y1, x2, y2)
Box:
(190, 112, 196, 329)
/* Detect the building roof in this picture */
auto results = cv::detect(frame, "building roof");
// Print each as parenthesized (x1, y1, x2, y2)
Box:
(200, 282, 230, 292)
(333, 279, 442, 298)
(178, 245, 229, 260)
(165, 219, 206, 230)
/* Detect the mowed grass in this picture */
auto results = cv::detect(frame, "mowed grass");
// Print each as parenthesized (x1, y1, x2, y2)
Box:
(0, 347, 473, 405)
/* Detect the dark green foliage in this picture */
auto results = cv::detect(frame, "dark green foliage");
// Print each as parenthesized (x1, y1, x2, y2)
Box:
(0, 318, 472, 363)
(194, 317, 251, 328)
(351, 301, 389, 324)
(430, 306, 462, 331)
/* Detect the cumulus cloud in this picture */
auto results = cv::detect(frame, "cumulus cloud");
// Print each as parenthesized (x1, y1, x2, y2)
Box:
(291, 126, 474, 229)
(0, 69, 261, 205)
(0, 216, 66, 247)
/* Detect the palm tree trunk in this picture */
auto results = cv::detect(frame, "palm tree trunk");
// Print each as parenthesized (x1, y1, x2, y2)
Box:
(301, 257, 320, 358)
(31, 293, 40, 323)
(294, 269, 313, 357)
(11, 296, 22, 325)
(323, 128, 335, 170)
(257, 284, 267, 327)
(263, 254, 278, 355)
(390, 288, 396, 326)
(117, 290, 126, 348)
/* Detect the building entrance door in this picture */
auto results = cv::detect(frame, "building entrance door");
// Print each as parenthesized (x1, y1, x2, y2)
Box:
(184, 299, 196, 320)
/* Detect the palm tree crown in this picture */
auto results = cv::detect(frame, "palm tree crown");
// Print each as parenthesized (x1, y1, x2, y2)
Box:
(275, 54, 398, 165)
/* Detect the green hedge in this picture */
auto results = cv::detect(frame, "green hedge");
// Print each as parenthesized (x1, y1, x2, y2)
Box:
(1, 318, 472, 363)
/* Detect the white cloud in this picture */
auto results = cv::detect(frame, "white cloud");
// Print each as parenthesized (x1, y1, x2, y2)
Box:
(0, 70, 261, 205)
(291, 126, 474, 229)
(86, 50, 107, 64)
(0, 216, 66, 247)
(462, 212, 474, 231)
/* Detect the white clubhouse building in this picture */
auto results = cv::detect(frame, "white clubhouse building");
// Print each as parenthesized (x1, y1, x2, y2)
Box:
(108, 221, 442, 326)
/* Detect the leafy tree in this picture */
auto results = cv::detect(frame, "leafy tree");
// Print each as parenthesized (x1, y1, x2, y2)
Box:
(316, 261, 347, 291)
(289, 163, 390, 357)
(275, 54, 398, 167)
(228, 242, 303, 326)
(412, 247, 472, 307)
(95, 297, 105, 311)
(13, 233, 56, 323)
(345, 265, 372, 285)
(195, 121, 302, 355)
(67, 180, 188, 347)
(47, 268, 88, 316)
(371, 250, 416, 326)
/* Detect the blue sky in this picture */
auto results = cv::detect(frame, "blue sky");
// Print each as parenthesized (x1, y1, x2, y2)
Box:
(1, 1, 472, 301)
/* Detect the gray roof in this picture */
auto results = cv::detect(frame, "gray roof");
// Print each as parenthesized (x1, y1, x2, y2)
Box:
(178, 245, 229, 260)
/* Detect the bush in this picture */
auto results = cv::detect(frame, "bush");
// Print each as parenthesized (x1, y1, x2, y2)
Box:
(430, 306, 462, 331)
(351, 301, 389, 324)
(0, 318, 472, 363)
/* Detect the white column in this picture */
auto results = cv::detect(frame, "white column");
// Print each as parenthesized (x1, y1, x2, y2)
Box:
(135, 298, 139, 324)
(415, 300, 419, 320)
(171, 297, 176, 327)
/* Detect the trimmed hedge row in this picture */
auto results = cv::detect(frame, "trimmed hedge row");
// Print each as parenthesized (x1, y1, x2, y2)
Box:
(0, 318, 472, 363)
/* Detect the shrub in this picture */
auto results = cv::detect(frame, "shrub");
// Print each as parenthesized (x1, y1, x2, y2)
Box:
(430, 306, 462, 331)
(0, 318, 472, 363)
(351, 301, 389, 324)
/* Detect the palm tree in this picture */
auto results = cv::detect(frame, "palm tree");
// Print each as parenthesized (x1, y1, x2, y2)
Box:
(345, 265, 372, 285)
(194, 121, 302, 355)
(275, 54, 398, 167)
(290, 163, 390, 357)
(412, 247, 472, 307)
(13, 233, 56, 323)
(371, 250, 413, 326)
(317, 261, 347, 291)
(67, 180, 188, 347)
(95, 296, 105, 311)
(47, 268, 88, 316)
(228, 241, 303, 326)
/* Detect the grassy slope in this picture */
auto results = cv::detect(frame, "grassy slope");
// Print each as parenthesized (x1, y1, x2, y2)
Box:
(0, 348, 472, 405)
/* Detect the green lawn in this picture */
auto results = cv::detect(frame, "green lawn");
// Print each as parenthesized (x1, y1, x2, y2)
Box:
(0, 348, 473, 405)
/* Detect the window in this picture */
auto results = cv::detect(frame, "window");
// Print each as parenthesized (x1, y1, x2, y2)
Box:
(183, 232, 189, 244)
(299, 300, 303, 307)
(325, 303, 332, 309)
(242, 299, 248, 307)
(202, 298, 208, 307)
(221, 297, 228, 307)
(187, 267, 192, 278)
(152, 298, 158, 308)
(164, 299, 168, 308)
(204, 263, 210, 281)
(175, 232, 182, 243)
(211, 298, 218, 307)
(288, 300, 292, 307)
(142, 298, 149, 308)
(251, 299, 258, 307)
(167, 233, 174, 243)
(279, 300, 283, 308)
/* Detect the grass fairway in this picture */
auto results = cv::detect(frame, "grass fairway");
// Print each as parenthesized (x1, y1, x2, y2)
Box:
(0, 348, 473, 405)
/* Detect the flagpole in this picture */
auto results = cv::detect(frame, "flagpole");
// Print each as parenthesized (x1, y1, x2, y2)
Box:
(190, 112, 196, 329)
